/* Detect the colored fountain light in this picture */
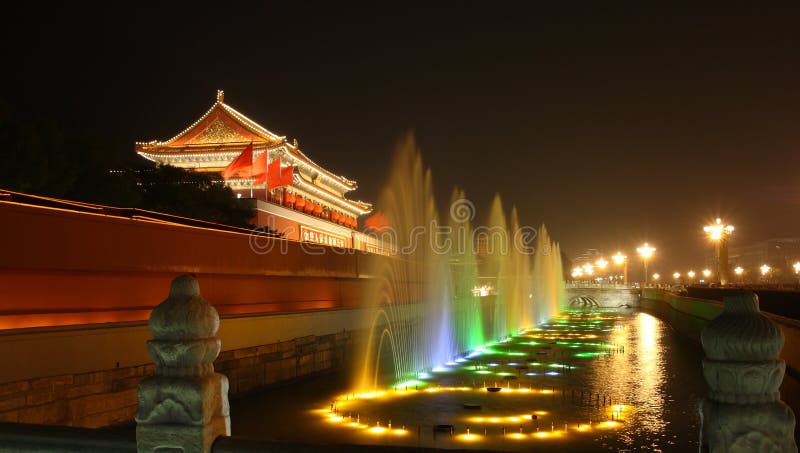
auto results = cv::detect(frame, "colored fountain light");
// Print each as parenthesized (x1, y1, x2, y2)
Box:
(321, 305, 638, 449)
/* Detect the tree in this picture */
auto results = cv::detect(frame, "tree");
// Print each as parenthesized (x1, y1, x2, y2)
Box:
(0, 102, 254, 228)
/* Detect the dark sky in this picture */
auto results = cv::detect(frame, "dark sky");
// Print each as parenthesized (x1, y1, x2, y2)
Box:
(3, 3, 799, 275)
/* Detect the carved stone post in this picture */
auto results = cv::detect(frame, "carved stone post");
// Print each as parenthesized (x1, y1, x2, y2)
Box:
(136, 275, 231, 453)
(700, 292, 797, 452)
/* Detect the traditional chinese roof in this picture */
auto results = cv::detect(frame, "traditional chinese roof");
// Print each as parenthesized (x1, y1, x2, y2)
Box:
(136, 90, 360, 194)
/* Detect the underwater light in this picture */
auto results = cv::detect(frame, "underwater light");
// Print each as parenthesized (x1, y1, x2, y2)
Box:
(457, 433, 481, 442)
(394, 379, 422, 389)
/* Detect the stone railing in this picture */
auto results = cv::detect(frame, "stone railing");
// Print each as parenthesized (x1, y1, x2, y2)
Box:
(699, 292, 797, 452)
(135, 274, 231, 453)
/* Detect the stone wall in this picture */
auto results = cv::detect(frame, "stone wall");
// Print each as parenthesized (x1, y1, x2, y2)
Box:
(0, 331, 352, 429)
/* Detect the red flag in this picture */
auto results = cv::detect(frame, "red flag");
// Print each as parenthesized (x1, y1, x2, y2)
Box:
(267, 157, 282, 189)
(252, 151, 267, 185)
(364, 212, 389, 231)
(280, 164, 294, 187)
(221, 142, 253, 180)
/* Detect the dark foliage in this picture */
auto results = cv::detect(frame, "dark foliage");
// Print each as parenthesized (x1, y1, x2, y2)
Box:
(0, 102, 254, 228)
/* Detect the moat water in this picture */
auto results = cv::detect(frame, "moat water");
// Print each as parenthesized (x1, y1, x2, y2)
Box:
(230, 308, 706, 452)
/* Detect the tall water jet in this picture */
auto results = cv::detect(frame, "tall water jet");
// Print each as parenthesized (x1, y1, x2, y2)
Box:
(357, 134, 451, 390)
(509, 207, 533, 332)
(482, 194, 511, 340)
(531, 224, 566, 324)
(355, 136, 567, 391)
(447, 188, 484, 355)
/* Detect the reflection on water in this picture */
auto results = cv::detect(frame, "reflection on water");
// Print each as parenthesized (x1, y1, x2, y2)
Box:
(231, 309, 704, 452)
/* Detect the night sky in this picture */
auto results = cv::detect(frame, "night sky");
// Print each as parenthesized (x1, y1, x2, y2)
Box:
(3, 3, 799, 273)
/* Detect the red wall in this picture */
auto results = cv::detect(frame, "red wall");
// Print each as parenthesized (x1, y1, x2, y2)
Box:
(0, 201, 382, 330)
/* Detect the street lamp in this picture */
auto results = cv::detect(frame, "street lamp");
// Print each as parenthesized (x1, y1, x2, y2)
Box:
(652, 273, 660, 282)
(612, 252, 628, 286)
(637, 243, 656, 286)
(673, 272, 681, 281)
(794, 262, 800, 284)
(704, 218, 734, 285)
(596, 257, 608, 270)
(734, 266, 744, 283)
(760, 264, 771, 282)
(687, 270, 696, 285)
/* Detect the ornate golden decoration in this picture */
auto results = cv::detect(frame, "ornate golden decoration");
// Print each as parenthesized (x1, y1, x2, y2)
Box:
(193, 119, 247, 144)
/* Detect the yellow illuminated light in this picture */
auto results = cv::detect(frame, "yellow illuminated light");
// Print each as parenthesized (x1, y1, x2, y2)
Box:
(702, 269, 712, 278)
(637, 243, 655, 259)
(704, 218, 734, 241)
(596, 258, 608, 269)
(734, 266, 744, 276)
(612, 252, 626, 265)
(507, 432, 526, 440)
(598, 421, 621, 429)
(761, 264, 771, 276)
(457, 433, 481, 442)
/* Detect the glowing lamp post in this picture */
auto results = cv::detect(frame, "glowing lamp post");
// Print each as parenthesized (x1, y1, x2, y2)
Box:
(595, 258, 608, 286)
(687, 270, 696, 282)
(636, 243, 656, 287)
(734, 266, 744, 283)
(652, 273, 660, 282)
(794, 262, 800, 284)
(760, 264, 771, 283)
(571, 267, 584, 282)
(612, 252, 628, 286)
(704, 218, 734, 285)
(703, 269, 712, 279)
(673, 272, 681, 282)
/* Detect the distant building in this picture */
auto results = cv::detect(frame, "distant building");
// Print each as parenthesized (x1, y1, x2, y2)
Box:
(718, 237, 800, 283)
(572, 248, 603, 265)
(135, 90, 384, 252)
